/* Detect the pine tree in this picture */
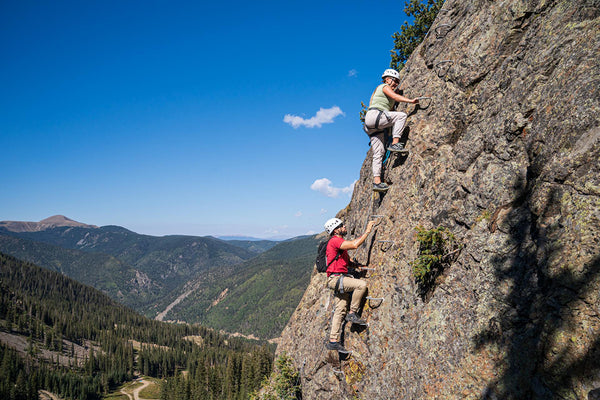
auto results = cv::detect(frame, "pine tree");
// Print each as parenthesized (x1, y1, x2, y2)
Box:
(390, 0, 444, 70)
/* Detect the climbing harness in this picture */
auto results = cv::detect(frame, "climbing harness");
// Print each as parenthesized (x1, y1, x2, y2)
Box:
(365, 107, 392, 134)
(334, 274, 345, 294)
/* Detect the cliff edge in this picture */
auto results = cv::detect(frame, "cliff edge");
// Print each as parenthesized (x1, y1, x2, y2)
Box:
(277, 0, 600, 398)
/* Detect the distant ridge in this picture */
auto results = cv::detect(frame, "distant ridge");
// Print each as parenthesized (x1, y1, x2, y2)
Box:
(0, 215, 97, 232)
(217, 235, 278, 241)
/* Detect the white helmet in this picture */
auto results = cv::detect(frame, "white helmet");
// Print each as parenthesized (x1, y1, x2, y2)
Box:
(382, 68, 400, 80)
(324, 218, 344, 235)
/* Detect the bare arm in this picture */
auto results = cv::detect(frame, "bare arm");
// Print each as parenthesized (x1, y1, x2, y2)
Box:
(383, 85, 419, 104)
(339, 220, 376, 250)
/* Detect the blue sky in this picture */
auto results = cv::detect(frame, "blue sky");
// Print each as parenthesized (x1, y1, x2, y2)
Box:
(1, 0, 411, 239)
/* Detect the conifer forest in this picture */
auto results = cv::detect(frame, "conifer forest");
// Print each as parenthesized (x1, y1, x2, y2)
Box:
(0, 253, 274, 400)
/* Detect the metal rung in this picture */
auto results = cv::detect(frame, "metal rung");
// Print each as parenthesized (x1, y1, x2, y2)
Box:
(435, 24, 452, 39)
(361, 267, 376, 271)
(415, 96, 433, 109)
(435, 60, 454, 67)
(363, 215, 385, 232)
(435, 60, 454, 77)
(366, 297, 385, 308)
(378, 240, 395, 252)
(333, 368, 344, 375)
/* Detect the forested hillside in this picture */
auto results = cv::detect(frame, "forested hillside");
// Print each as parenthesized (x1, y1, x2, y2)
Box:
(0, 234, 143, 306)
(0, 224, 258, 317)
(0, 220, 318, 340)
(0, 252, 273, 400)
(168, 235, 321, 339)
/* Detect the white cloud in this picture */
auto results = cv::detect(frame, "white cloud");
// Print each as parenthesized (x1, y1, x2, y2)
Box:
(306, 230, 317, 235)
(310, 178, 356, 198)
(264, 225, 288, 236)
(348, 69, 358, 77)
(320, 208, 327, 215)
(283, 106, 345, 129)
(294, 211, 303, 217)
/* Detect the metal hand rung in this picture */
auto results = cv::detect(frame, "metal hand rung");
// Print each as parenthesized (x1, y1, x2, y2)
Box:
(333, 368, 344, 375)
(435, 60, 454, 78)
(363, 215, 385, 231)
(361, 267, 376, 271)
(435, 60, 454, 67)
(415, 96, 433, 109)
(377, 240, 395, 252)
(366, 296, 384, 308)
(435, 24, 452, 39)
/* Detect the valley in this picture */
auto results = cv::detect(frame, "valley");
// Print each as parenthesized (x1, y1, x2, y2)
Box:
(0, 217, 318, 340)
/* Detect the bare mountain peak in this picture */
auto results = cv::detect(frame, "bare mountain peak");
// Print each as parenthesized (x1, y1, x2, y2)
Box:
(0, 215, 98, 232)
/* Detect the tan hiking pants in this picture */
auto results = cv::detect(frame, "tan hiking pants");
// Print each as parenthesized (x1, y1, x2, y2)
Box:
(327, 275, 367, 342)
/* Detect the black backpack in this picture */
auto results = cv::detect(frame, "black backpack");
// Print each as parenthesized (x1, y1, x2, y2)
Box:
(315, 239, 341, 273)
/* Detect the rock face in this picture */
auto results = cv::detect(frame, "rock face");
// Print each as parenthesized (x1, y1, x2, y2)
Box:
(277, 0, 600, 398)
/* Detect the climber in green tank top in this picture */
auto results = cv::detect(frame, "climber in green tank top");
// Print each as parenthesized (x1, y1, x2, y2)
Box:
(364, 69, 420, 192)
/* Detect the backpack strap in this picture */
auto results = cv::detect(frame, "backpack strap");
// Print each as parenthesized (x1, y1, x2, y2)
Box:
(327, 249, 342, 268)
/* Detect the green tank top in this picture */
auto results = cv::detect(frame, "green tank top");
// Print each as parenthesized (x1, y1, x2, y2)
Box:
(369, 84, 396, 111)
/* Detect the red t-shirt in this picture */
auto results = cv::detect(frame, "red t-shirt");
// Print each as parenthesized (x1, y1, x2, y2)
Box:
(326, 236, 350, 276)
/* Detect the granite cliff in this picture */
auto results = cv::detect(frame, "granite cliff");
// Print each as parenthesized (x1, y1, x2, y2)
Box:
(277, 0, 600, 398)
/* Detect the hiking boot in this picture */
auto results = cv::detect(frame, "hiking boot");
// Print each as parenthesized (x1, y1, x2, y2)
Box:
(373, 182, 389, 192)
(388, 142, 409, 154)
(345, 313, 368, 326)
(326, 341, 350, 354)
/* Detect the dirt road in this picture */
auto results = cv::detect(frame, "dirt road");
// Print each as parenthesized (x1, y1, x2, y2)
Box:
(120, 378, 151, 400)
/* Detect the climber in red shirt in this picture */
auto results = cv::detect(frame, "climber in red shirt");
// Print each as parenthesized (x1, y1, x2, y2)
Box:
(323, 217, 376, 353)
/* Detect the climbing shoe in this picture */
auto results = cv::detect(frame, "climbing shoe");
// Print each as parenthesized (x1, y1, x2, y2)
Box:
(326, 341, 350, 354)
(373, 182, 389, 192)
(388, 143, 409, 154)
(345, 313, 368, 326)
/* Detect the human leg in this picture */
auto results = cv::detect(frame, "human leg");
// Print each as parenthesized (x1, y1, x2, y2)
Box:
(327, 276, 350, 343)
(330, 292, 350, 342)
(388, 111, 408, 142)
(339, 277, 367, 314)
(370, 133, 385, 183)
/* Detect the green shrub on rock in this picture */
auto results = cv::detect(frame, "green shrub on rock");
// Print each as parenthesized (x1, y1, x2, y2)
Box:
(411, 226, 459, 299)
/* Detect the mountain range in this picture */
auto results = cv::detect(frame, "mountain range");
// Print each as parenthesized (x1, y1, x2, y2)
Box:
(0, 215, 318, 339)
(0, 214, 97, 232)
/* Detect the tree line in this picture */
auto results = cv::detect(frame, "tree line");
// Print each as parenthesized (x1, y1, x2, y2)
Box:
(0, 252, 273, 400)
